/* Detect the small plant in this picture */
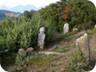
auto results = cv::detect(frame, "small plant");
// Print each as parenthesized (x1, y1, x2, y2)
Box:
(15, 53, 27, 66)
(71, 49, 84, 63)
(15, 52, 60, 66)
(65, 48, 85, 72)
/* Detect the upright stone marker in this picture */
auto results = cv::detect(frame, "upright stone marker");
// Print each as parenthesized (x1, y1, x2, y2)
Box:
(94, 25, 96, 29)
(76, 33, 90, 65)
(64, 23, 69, 34)
(38, 27, 45, 50)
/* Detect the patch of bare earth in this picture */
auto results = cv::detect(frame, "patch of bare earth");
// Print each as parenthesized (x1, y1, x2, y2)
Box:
(25, 32, 96, 72)
(25, 41, 75, 72)
(7, 31, 96, 72)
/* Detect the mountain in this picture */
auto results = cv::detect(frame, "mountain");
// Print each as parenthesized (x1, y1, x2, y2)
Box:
(0, 10, 22, 20)
(10, 5, 39, 13)
(0, 5, 38, 20)
(0, 5, 39, 13)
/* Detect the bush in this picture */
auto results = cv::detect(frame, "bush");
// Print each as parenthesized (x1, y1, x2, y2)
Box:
(65, 48, 85, 72)
(0, 0, 95, 51)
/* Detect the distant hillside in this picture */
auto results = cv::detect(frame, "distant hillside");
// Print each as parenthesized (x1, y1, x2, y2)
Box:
(0, 10, 22, 20)
(0, 5, 39, 13)
(11, 5, 38, 13)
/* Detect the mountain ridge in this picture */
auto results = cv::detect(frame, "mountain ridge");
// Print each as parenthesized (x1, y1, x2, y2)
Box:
(0, 10, 22, 20)
(0, 5, 39, 13)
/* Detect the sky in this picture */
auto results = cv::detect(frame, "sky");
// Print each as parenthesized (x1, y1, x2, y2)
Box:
(0, 0, 60, 8)
(0, 0, 95, 12)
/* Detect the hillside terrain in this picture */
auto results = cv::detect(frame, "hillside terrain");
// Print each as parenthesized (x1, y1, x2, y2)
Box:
(2, 29, 96, 72)
(0, 10, 22, 20)
(0, 0, 96, 72)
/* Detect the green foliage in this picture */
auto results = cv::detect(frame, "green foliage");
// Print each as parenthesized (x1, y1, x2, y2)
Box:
(16, 50, 27, 66)
(24, 10, 36, 19)
(16, 52, 59, 66)
(57, 31, 76, 41)
(26, 54, 58, 65)
(0, 18, 18, 50)
(71, 48, 84, 63)
(66, 48, 85, 72)
(16, 54, 25, 66)
(88, 29, 96, 35)
(52, 45, 69, 52)
(0, 0, 96, 51)
(68, 0, 96, 30)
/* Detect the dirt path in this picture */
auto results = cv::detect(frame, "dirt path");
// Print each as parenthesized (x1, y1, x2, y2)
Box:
(6, 31, 96, 72)
(39, 51, 65, 55)
(25, 31, 96, 72)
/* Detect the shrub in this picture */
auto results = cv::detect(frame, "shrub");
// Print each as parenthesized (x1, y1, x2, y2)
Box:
(65, 48, 85, 72)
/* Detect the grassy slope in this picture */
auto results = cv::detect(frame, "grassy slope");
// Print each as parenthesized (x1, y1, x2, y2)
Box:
(7, 29, 96, 72)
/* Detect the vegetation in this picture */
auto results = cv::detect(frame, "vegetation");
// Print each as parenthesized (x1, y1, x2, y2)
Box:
(52, 45, 69, 52)
(0, 0, 96, 71)
(16, 51, 60, 65)
(0, 0, 95, 51)
(65, 48, 85, 72)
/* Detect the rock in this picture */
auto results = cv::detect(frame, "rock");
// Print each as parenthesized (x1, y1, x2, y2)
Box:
(94, 25, 96, 29)
(64, 23, 69, 34)
(75, 33, 90, 59)
(38, 27, 46, 50)
(18, 48, 26, 56)
(73, 28, 78, 32)
(26, 47, 34, 54)
(76, 33, 88, 49)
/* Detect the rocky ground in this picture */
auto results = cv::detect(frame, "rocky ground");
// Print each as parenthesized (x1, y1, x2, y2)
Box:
(3, 30, 96, 72)
(22, 31, 96, 72)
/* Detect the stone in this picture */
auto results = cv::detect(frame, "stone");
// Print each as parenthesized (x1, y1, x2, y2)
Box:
(26, 47, 34, 54)
(94, 25, 96, 29)
(76, 33, 90, 59)
(76, 33, 88, 48)
(38, 27, 46, 50)
(73, 28, 78, 32)
(18, 48, 26, 56)
(64, 23, 69, 34)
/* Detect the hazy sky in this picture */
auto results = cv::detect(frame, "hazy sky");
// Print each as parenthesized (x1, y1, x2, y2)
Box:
(0, 0, 95, 13)
(89, 0, 96, 6)
(0, 0, 60, 8)
(0, 0, 95, 8)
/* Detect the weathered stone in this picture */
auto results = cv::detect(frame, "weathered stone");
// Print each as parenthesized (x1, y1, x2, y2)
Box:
(38, 27, 46, 50)
(64, 23, 69, 34)
(73, 28, 78, 32)
(94, 25, 96, 29)
(18, 48, 26, 56)
(26, 47, 34, 54)
(76, 33, 90, 59)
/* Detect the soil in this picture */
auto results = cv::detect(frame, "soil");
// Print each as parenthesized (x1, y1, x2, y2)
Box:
(3, 31, 96, 72)
(24, 32, 96, 72)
